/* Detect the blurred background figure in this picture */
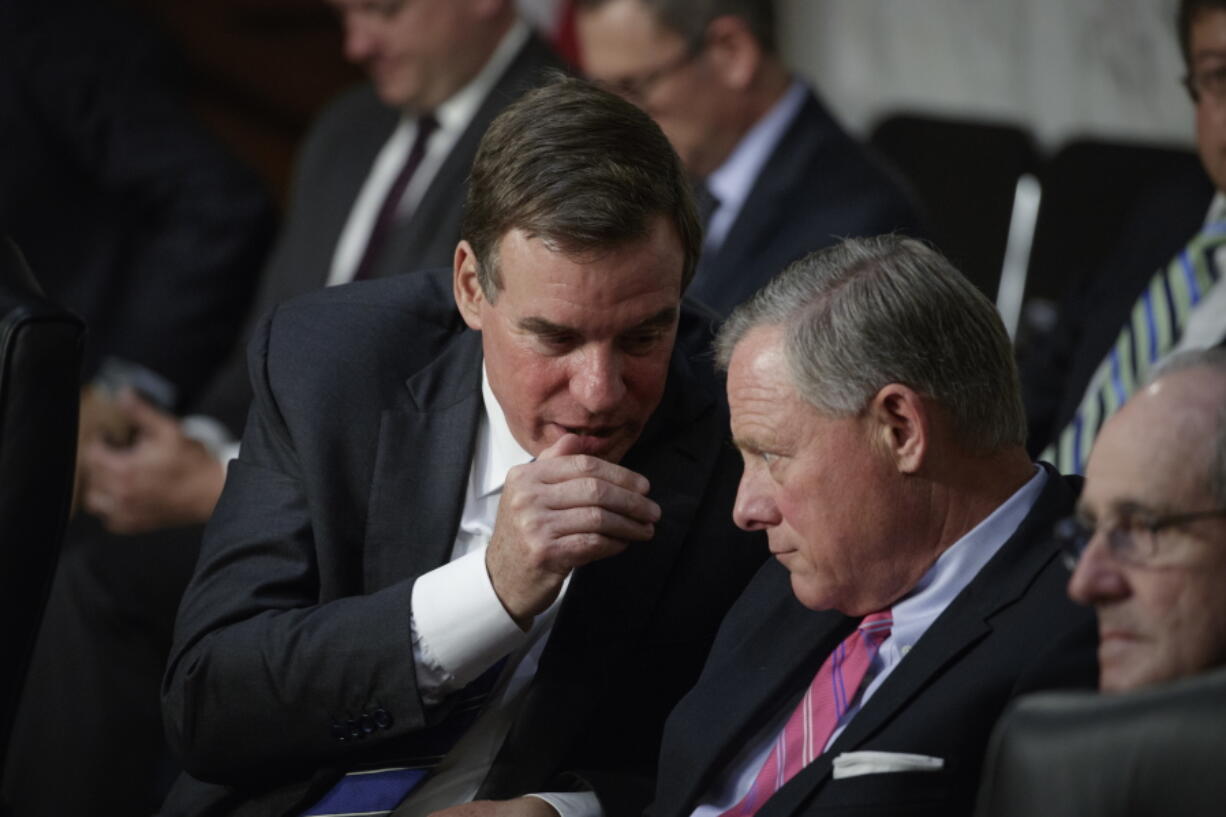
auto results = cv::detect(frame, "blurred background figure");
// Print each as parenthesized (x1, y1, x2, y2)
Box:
(1028, 0, 1226, 472)
(971, 349, 1226, 817)
(1066, 348, 1226, 694)
(0, 0, 275, 470)
(0, 0, 275, 813)
(575, 0, 923, 315)
(2, 0, 561, 815)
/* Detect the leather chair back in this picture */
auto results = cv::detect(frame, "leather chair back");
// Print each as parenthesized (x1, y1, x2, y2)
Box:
(975, 667, 1226, 817)
(0, 236, 85, 757)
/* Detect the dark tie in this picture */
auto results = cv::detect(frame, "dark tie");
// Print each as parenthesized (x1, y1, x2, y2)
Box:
(693, 179, 721, 230)
(718, 611, 893, 817)
(1045, 222, 1226, 473)
(352, 114, 439, 282)
(300, 657, 507, 817)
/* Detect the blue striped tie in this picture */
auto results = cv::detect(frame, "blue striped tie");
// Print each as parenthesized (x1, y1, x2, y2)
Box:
(1044, 222, 1226, 473)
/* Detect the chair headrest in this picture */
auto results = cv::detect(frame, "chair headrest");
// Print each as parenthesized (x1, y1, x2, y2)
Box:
(0, 236, 46, 300)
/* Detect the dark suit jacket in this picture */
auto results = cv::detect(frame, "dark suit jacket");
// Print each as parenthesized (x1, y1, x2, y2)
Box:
(1018, 167, 1215, 456)
(648, 467, 1098, 817)
(686, 87, 923, 317)
(0, 0, 274, 409)
(160, 271, 767, 817)
(198, 32, 562, 433)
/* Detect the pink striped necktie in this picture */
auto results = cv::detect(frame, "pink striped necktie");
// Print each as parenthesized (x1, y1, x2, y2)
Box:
(720, 610, 894, 817)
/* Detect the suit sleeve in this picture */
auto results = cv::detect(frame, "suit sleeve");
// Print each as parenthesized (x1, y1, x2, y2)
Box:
(10, 4, 273, 408)
(162, 306, 434, 783)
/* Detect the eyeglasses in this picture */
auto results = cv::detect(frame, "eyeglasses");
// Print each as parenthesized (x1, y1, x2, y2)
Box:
(1183, 66, 1226, 104)
(594, 41, 704, 105)
(1056, 506, 1226, 570)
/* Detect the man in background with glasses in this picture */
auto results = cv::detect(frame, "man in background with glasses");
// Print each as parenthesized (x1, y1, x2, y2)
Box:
(1063, 347, 1226, 692)
(574, 0, 921, 316)
(1030, 0, 1226, 474)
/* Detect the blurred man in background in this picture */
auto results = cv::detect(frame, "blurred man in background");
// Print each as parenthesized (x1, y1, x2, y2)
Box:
(3, 2, 561, 815)
(576, 0, 921, 315)
(1066, 348, 1226, 693)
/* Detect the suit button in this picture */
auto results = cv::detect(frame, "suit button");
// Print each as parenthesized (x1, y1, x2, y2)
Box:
(360, 713, 375, 734)
(374, 708, 393, 729)
(331, 722, 348, 742)
(347, 718, 363, 740)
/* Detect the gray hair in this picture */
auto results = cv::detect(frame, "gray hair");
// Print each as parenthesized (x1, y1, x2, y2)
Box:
(1148, 346, 1226, 505)
(715, 235, 1028, 453)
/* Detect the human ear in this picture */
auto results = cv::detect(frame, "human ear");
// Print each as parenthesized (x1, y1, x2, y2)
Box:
(868, 384, 928, 474)
(704, 15, 762, 91)
(453, 240, 486, 331)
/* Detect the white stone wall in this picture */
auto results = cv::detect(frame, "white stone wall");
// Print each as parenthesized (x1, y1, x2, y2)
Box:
(779, 0, 1192, 149)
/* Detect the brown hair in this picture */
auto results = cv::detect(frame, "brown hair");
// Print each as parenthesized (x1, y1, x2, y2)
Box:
(462, 72, 701, 298)
(1179, 0, 1226, 65)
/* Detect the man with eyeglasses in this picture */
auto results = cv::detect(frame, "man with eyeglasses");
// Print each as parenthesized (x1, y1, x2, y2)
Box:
(1063, 347, 1226, 692)
(1028, 0, 1226, 475)
(574, 0, 922, 316)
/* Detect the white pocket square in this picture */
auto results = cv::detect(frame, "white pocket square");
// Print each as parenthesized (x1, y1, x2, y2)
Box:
(831, 751, 945, 779)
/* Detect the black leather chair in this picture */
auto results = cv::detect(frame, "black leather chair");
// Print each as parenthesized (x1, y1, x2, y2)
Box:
(869, 112, 1040, 300)
(0, 236, 85, 762)
(974, 667, 1226, 817)
(1022, 138, 1212, 316)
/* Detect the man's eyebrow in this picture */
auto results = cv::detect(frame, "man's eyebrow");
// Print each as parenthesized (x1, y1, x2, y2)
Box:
(1076, 498, 1163, 522)
(516, 306, 679, 336)
(517, 316, 573, 335)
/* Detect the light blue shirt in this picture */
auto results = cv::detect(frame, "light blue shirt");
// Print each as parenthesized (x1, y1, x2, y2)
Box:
(689, 465, 1049, 817)
(703, 79, 807, 253)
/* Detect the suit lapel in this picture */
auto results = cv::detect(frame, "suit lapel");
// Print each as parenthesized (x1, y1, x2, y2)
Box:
(698, 91, 829, 290)
(301, 92, 399, 290)
(363, 331, 483, 591)
(556, 361, 718, 646)
(756, 468, 1077, 817)
(480, 347, 729, 795)
(664, 573, 856, 814)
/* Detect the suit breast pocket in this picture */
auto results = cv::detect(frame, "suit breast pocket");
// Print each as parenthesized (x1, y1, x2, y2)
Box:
(815, 767, 959, 817)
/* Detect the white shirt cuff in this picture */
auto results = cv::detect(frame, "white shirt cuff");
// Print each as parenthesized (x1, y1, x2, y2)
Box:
(526, 791, 603, 817)
(181, 414, 240, 465)
(411, 545, 528, 689)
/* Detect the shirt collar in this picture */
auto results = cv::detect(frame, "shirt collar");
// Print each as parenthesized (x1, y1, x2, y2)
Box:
(472, 362, 534, 500)
(705, 79, 807, 226)
(890, 465, 1048, 638)
(1206, 191, 1226, 226)
(427, 18, 531, 136)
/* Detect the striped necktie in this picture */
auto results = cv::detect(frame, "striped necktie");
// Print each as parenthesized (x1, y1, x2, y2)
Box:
(719, 611, 893, 817)
(301, 657, 506, 817)
(1044, 223, 1226, 474)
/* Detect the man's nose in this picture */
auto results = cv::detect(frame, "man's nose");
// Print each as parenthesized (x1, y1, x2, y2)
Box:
(570, 346, 627, 413)
(732, 467, 781, 532)
(1067, 531, 1131, 606)
(343, 16, 378, 64)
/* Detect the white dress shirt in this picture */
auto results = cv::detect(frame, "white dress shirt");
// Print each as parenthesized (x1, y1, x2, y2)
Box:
(184, 22, 533, 465)
(399, 365, 595, 817)
(327, 19, 530, 287)
(687, 466, 1049, 817)
(703, 80, 806, 254)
